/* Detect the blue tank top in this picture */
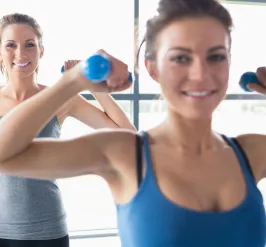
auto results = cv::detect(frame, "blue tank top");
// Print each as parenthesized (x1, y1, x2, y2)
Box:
(0, 116, 68, 240)
(116, 131, 266, 247)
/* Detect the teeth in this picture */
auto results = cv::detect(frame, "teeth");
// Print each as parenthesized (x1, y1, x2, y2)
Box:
(185, 91, 212, 96)
(16, 62, 29, 67)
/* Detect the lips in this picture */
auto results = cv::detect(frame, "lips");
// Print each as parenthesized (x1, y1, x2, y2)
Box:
(13, 62, 31, 68)
(183, 91, 214, 97)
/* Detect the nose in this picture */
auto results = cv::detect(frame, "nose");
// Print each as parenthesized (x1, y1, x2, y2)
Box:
(15, 45, 27, 59)
(188, 58, 208, 83)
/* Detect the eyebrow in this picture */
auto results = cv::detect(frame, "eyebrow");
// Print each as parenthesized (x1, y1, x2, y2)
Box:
(4, 39, 36, 43)
(168, 45, 226, 53)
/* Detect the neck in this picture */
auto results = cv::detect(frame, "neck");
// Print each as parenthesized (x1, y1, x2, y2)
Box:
(5, 74, 39, 101)
(159, 110, 220, 155)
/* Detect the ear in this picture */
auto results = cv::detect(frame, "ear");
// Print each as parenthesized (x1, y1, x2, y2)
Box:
(145, 59, 159, 82)
(40, 46, 44, 59)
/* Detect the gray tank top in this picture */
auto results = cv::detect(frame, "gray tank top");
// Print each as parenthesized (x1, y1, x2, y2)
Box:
(0, 116, 68, 240)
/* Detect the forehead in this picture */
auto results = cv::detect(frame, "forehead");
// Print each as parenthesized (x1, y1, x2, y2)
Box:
(1, 24, 38, 41)
(157, 17, 230, 53)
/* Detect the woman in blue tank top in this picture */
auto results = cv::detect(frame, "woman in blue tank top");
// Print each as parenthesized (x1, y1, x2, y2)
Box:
(0, 13, 135, 247)
(0, 0, 265, 246)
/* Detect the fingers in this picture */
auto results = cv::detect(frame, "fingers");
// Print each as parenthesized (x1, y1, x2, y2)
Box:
(96, 49, 129, 85)
(247, 83, 266, 94)
(256, 67, 266, 87)
(248, 67, 266, 95)
(64, 60, 81, 71)
(107, 80, 131, 93)
(107, 72, 132, 92)
(63, 51, 132, 93)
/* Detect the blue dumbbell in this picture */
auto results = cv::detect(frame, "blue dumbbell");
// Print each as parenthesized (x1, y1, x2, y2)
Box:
(239, 72, 260, 92)
(61, 54, 133, 83)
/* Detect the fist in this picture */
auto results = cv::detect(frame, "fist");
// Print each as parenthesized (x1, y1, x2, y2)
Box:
(247, 67, 266, 94)
(63, 50, 132, 93)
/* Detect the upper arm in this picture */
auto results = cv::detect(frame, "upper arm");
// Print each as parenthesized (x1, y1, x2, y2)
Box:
(36, 84, 116, 128)
(0, 130, 136, 180)
(236, 134, 266, 181)
(64, 95, 118, 128)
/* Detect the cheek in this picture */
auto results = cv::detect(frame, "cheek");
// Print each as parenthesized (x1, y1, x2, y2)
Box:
(29, 49, 41, 62)
(216, 65, 229, 91)
(2, 50, 13, 64)
(157, 60, 184, 87)
(2, 49, 11, 57)
(30, 48, 38, 56)
(159, 80, 181, 105)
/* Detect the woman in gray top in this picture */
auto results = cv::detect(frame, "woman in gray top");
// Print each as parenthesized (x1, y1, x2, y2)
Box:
(0, 13, 135, 247)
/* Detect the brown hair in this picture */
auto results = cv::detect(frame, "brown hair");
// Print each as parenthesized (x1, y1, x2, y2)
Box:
(0, 13, 43, 75)
(136, 0, 233, 70)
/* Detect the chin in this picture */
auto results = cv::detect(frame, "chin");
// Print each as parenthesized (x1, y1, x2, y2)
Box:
(178, 107, 214, 121)
(16, 71, 36, 79)
(184, 114, 212, 121)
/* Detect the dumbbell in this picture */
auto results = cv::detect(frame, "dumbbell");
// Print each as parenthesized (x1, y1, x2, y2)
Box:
(239, 72, 260, 92)
(61, 54, 133, 83)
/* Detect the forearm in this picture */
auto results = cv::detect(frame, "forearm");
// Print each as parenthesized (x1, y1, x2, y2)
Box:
(92, 93, 136, 130)
(0, 77, 82, 162)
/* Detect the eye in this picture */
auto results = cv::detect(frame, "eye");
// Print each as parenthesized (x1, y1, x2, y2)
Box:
(208, 54, 226, 62)
(6, 43, 15, 48)
(26, 43, 35, 48)
(170, 55, 192, 64)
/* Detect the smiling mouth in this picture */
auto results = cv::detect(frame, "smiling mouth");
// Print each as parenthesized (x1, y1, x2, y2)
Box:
(13, 62, 31, 68)
(182, 90, 216, 97)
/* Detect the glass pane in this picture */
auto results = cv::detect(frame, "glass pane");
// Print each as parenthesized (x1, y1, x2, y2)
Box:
(70, 236, 121, 247)
(139, 100, 166, 130)
(138, 0, 160, 94)
(58, 101, 132, 231)
(0, 0, 134, 94)
(212, 100, 266, 136)
(138, 1, 266, 94)
(224, 3, 266, 94)
(139, 99, 266, 135)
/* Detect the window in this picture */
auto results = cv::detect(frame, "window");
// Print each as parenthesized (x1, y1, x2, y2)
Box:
(139, 100, 266, 135)
(224, 2, 266, 94)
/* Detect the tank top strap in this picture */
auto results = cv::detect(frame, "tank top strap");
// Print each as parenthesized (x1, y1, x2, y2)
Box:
(140, 131, 156, 181)
(221, 134, 255, 184)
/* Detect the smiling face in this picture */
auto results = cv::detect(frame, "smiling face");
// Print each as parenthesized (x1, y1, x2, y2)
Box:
(0, 23, 44, 80)
(146, 17, 231, 120)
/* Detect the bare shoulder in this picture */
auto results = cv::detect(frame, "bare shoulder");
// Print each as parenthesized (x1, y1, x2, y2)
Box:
(99, 128, 139, 154)
(89, 127, 138, 148)
(236, 134, 266, 180)
(236, 133, 266, 152)
(94, 128, 140, 173)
